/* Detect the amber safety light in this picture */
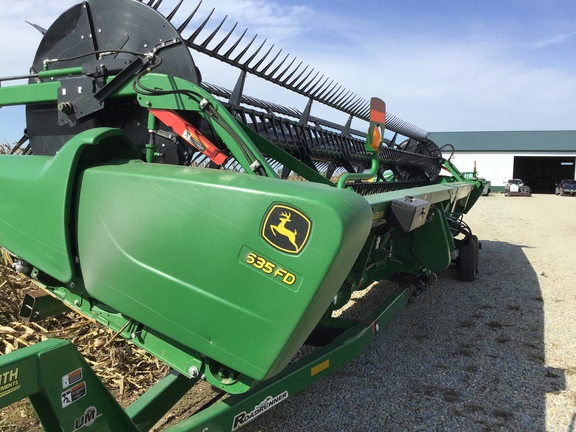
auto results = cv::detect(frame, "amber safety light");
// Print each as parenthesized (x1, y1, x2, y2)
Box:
(371, 125, 382, 152)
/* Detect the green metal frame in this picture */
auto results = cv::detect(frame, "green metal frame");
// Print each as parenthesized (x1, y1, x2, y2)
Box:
(439, 159, 485, 214)
(0, 72, 277, 178)
(0, 339, 139, 431)
(0, 65, 481, 430)
(0, 286, 409, 432)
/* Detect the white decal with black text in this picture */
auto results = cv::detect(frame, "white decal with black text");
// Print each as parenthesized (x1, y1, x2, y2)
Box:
(62, 368, 83, 388)
(232, 391, 288, 431)
(61, 381, 87, 408)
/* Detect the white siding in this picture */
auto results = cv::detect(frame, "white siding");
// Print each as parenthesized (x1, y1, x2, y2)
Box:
(442, 152, 576, 185)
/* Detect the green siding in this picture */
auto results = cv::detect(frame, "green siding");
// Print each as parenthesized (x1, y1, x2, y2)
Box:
(428, 131, 576, 152)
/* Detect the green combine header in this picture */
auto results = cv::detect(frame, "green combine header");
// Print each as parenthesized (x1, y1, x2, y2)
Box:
(0, 0, 484, 430)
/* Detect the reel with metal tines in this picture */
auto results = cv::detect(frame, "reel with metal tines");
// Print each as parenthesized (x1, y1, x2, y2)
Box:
(140, 0, 430, 141)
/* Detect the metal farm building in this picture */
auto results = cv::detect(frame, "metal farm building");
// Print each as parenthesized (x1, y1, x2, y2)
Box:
(429, 131, 576, 194)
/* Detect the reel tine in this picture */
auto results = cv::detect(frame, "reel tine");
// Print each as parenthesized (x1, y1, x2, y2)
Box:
(166, 0, 184, 21)
(325, 85, 345, 104)
(223, 28, 248, 59)
(257, 48, 282, 74)
(287, 64, 310, 87)
(212, 22, 238, 54)
(298, 70, 319, 93)
(333, 90, 352, 106)
(251, 44, 275, 71)
(317, 81, 338, 101)
(289, 107, 301, 117)
(186, 7, 215, 44)
(232, 33, 258, 63)
(322, 84, 341, 102)
(200, 15, 228, 49)
(343, 98, 362, 115)
(172, 1, 428, 135)
(177, 1, 202, 34)
(322, 84, 341, 103)
(304, 74, 326, 95)
(151, 0, 164, 10)
(267, 53, 290, 78)
(276, 59, 301, 82)
(25, 21, 47, 35)
(242, 39, 267, 67)
(349, 97, 367, 113)
(312, 75, 332, 99)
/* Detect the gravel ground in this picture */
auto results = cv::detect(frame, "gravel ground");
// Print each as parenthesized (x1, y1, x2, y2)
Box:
(244, 193, 576, 432)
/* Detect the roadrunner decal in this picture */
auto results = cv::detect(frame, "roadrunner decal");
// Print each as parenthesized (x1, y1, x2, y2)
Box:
(261, 205, 311, 254)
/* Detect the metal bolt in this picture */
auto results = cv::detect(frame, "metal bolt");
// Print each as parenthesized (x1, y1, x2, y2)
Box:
(375, 323, 380, 333)
(188, 366, 200, 378)
(69, 282, 75, 289)
(74, 300, 80, 306)
(58, 102, 74, 114)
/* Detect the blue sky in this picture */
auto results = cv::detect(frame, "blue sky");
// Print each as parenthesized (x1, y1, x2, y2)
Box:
(1, 0, 575, 145)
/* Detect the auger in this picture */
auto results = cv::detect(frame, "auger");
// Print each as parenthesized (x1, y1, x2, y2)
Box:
(0, 1, 484, 430)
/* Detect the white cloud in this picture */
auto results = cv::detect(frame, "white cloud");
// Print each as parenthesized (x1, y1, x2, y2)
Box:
(534, 32, 576, 48)
(161, 0, 312, 44)
(1, 0, 575, 144)
(1, 0, 79, 76)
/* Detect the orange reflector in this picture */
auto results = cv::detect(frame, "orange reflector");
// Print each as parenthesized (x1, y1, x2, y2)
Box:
(311, 359, 330, 376)
(371, 125, 381, 152)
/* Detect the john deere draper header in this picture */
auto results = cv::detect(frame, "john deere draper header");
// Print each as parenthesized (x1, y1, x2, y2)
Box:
(0, 1, 484, 430)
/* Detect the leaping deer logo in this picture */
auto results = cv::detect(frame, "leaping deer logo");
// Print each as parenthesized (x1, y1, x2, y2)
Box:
(270, 211, 298, 251)
(262, 205, 311, 254)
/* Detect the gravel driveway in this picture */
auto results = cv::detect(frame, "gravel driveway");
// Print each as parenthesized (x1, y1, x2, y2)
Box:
(245, 193, 576, 432)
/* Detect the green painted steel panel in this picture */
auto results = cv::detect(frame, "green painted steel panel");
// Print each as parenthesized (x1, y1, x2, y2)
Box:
(0, 339, 138, 431)
(75, 160, 373, 381)
(364, 182, 474, 215)
(169, 286, 410, 432)
(0, 128, 138, 283)
(0, 81, 61, 106)
(393, 205, 453, 271)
